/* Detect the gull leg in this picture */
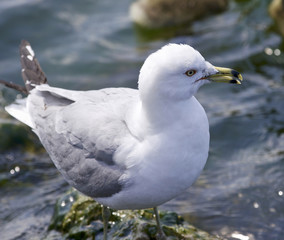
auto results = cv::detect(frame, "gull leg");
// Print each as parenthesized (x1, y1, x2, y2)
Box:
(154, 207, 167, 240)
(102, 205, 111, 240)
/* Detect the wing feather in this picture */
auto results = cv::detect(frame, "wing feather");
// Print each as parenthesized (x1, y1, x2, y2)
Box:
(28, 86, 138, 198)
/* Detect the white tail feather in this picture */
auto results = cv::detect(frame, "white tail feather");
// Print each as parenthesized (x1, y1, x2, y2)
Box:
(5, 98, 34, 128)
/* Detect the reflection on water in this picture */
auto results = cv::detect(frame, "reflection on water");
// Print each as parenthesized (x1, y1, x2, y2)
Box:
(264, 47, 281, 56)
(9, 166, 20, 175)
(0, 0, 284, 239)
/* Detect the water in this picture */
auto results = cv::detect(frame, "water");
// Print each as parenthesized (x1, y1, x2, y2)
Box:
(0, 0, 284, 239)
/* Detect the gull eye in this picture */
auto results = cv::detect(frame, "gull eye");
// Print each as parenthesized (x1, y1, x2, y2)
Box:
(185, 70, 197, 77)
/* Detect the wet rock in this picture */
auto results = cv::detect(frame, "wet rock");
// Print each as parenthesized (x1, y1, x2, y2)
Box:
(130, 0, 228, 29)
(47, 189, 221, 240)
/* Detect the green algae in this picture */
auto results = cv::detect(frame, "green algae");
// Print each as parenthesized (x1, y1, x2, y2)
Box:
(47, 190, 221, 240)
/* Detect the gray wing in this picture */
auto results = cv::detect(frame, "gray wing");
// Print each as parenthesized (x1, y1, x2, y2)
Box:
(29, 87, 138, 198)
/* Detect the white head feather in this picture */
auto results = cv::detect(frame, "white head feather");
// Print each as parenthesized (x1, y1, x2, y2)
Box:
(138, 44, 217, 103)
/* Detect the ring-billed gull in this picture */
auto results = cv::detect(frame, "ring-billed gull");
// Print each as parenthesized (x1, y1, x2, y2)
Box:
(1, 40, 242, 239)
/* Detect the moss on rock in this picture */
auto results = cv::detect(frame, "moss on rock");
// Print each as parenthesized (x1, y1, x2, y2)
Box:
(47, 190, 221, 240)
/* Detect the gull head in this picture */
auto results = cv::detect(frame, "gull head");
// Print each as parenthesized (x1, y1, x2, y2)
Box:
(138, 44, 242, 103)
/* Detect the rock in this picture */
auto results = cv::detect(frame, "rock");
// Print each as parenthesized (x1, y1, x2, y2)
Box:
(130, 0, 229, 29)
(269, 0, 284, 36)
(47, 189, 221, 240)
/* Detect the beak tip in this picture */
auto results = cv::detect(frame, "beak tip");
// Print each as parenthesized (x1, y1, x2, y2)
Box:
(237, 74, 243, 81)
(230, 79, 242, 84)
(231, 70, 243, 82)
(210, 66, 243, 84)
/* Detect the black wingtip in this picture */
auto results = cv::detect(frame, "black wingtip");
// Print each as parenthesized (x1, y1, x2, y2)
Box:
(0, 79, 28, 94)
(19, 40, 47, 92)
(20, 39, 31, 47)
(0, 40, 48, 94)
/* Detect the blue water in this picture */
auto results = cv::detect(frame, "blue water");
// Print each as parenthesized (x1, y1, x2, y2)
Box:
(0, 0, 284, 239)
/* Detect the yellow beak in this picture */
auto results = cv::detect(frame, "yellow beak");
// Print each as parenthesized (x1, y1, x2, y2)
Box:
(206, 66, 243, 84)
